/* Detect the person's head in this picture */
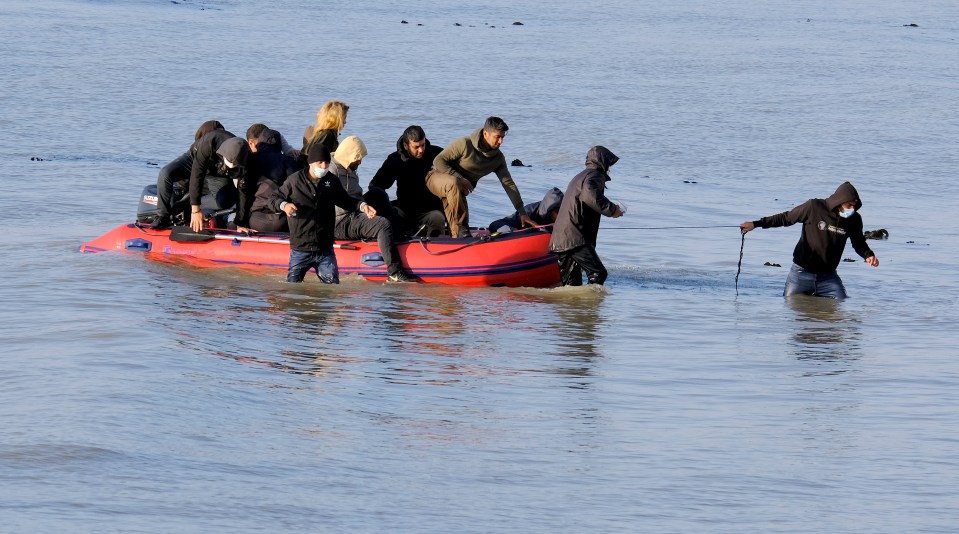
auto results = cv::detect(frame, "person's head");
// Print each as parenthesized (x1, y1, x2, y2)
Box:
(216, 137, 249, 171)
(401, 125, 428, 159)
(482, 116, 508, 150)
(246, 123, 268, 152)
(314, 100, 350, 133)
(307, 144, 332, 179)
(333, 136, 368, 171)
(194, 120, 225, 141)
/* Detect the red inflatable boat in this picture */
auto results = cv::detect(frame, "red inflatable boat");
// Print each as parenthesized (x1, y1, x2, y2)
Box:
(80, 223, 561, 288)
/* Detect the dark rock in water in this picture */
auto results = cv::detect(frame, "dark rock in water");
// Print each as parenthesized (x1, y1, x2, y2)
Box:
(864, 228, 889, 240)
(763, 262, 781, 267)
(683, 180, 698, 184)
(842, 258, 856, 262)
(417, 23, 423, 26)
(513, 21, 524, 26)
(30, 156, 45, 161)
(511, 159, 527, 167)
(401, 20, 408, 24)
(454, 22, 462, 26)
(147, 161, 159, 167)
(904, 23, 919, 27)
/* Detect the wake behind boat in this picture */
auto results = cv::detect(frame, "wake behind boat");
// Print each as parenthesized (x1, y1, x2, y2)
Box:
(80, 223, 561, 288)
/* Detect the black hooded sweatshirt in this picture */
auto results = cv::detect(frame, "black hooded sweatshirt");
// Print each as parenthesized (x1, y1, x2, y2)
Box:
(188, 129, 246, 206)
(368, 136, 444, 215)
(549, 146, 620, 253)
(753, 181, 875, 274)
(269, 168, 361, 252)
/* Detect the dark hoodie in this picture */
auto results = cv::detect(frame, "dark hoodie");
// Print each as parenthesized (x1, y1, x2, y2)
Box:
(753, 181, 874, 274)
(549, 146, 620, 253)
(188, 130, 247, 206)
(489, 187, 564, 231)
(369, 135, 443, 215)
(240, 129, 300, 229)
(269, 168, 362, 252)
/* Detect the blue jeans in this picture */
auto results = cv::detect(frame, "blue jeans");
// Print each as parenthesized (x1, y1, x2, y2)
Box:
(287, 247, 339, 283)
(784, 263, 847, 300)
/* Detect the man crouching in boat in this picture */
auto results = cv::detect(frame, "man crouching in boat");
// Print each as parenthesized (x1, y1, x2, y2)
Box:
(188, 131, 251, 232)
(549, 146, 624, 286)
(426, 117, 535, 238)
(739, 181, 879, 299)
(270, 145, 371, 283)
(330, 136, 418, 283)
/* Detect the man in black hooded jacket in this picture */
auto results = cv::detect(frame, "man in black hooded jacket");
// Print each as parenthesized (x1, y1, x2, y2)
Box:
(188, 130, 250, 232)
(740, 181, 879, 299)
(549, 146, 624, 286)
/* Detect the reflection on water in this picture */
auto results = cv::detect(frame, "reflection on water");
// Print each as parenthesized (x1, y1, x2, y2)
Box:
(786, 296, 862, 368)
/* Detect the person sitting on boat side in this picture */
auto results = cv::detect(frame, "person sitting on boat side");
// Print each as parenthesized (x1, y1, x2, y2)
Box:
(330, 136, 418, 283)
(427, 116, 534, 238)
(300, 100, 349, 168)
(368, 125, 447, 237)
(245, 122, 301, 161)
(739, 181, 879, 299)
(150, 119, 225, 229)
(489, 187, 565, 233)
(270, 145, 370, 283)
(549, 146, 624, 286)
(239, 128, 300, 233)
(188, 130, 251, 232)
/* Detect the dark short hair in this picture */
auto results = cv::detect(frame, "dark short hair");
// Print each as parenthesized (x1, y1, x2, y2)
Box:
(194, 120, 224, 141)
(483, 116, 508, 133)
(401, 125, 426, 146)
(246, 123, 268, 141)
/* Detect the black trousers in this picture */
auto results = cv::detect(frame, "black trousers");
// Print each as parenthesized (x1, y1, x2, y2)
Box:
(334, 211, 403, 276)
(557, 245, 608, 286)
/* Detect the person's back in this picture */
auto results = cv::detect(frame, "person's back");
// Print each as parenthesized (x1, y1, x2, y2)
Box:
(490, 187, 564, 232)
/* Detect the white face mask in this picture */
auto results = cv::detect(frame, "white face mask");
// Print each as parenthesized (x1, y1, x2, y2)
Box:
(312, 166, 328, 179)
(839, 207, 855, 218)
(222, 158, 236, 169)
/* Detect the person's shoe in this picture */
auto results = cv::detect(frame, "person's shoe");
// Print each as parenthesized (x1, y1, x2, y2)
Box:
(149, 214, 172, 230)
(455, 228, 472, 239)
(387, 270, 420, 283)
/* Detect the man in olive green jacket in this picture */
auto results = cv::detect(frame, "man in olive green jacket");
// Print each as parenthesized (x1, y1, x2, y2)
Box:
(426, 117, 534, 237)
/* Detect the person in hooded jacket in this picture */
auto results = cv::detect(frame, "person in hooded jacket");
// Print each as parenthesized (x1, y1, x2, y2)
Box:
(270, 144, 371, 283)
(740, 181, 879, 299)
(238, 128, 299, 233)
(427, 117, 534, 238)
(188, 131, 250, 232)
(330, 136, 418, 283)
(489, 187, 565, 233)
(369, 125, 446, 237)
(549, 146, 624, 286)
(150, 119, 225, 229)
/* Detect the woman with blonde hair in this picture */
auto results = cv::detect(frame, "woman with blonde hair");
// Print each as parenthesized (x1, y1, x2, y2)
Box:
(302, 100, 349, 161)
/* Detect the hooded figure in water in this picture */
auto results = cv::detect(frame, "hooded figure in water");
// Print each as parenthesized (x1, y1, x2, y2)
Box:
(489, 187, 565, 233)
(740, 181, 879, 299)
(549, 146, 625, 286)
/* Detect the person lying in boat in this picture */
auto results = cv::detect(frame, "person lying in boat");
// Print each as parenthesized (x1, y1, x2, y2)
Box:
(739, 181, 879, 299)
(549, 146, 624, 286)
(188, 130, 251, 233)
(149, 119, 225, 229)
(270, 145, 372, 283)
(489, 187, 564, 233)
(330, 136, 418, 283)
(368, 125, 446, 237)
(427, 116, 534, 238)
(238, 128, 300, 233)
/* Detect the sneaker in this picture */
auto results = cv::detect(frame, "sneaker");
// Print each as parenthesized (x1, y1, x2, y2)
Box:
(387, 270, 420, 283)
(149, 214, 172, 230)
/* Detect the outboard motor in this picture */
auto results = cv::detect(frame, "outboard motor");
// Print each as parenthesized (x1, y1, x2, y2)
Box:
(136, 183, 187, 225)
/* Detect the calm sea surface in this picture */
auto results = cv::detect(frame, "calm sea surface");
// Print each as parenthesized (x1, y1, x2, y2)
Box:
(2, 0, 958, 531)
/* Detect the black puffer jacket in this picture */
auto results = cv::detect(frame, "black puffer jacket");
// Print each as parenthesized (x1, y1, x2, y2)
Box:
(753, 181, 874, 274)
(549, 146, 620, 253)
(269, 169, 361, 252)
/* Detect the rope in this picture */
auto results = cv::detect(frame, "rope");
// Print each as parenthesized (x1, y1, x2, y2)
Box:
(736, 230, 745, 297)
(604, 225, 742, 230)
